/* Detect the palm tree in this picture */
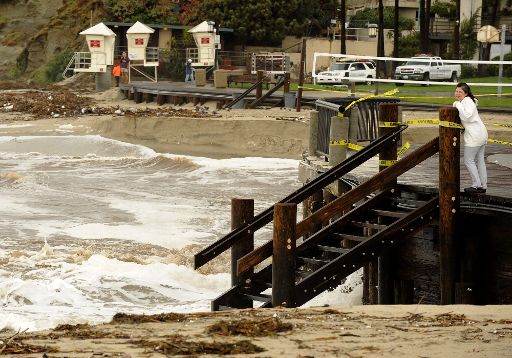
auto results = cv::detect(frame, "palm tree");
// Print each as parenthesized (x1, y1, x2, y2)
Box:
(453, 0, 460, 59)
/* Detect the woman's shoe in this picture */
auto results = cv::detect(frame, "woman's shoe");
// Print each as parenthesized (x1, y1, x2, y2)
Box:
(476, 187, 486, 193)
(464, 187, 479, 193)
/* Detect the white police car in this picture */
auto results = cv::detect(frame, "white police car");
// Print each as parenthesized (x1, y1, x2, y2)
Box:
(316, 61, 376, 85)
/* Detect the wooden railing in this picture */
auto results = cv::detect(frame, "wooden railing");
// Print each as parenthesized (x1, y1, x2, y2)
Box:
(193, 124, 407, 270)
(237, 136, 440, 276)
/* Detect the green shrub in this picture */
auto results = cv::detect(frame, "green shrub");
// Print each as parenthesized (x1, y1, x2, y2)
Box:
(487, 53, 512, 77)
(158, 48, 186, 81)
(461, 65, 478, 78)
(396, 33, 420, 58)
(45, 50, 74, 83)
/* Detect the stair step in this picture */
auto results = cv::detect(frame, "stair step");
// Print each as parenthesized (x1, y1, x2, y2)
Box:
(297, 256, 330, 265)
(370, 209, 408, 218)
(391, 197, 429, 208)
(315, 244, 349, 254)
(333, 233, 367, 242)
(296, 270, 313, 278)
(217, 305, 236, 311)
(350, 221, 388, 230)
(241, 293, 271, 302)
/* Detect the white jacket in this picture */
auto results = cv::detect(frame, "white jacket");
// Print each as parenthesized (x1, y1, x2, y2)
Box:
(453, 97, 488, 147)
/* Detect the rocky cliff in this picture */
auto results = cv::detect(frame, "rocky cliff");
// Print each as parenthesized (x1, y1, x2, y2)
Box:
(0, 0, 107, 81)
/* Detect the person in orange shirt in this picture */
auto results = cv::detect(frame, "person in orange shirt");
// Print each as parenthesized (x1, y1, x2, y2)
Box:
(112, 63, 121, 87)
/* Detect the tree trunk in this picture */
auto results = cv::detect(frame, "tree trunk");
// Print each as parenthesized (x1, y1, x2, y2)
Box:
(420, 0, 427, 52)
(393, 0, 399, 59)
(453, 0, 460, 59)
(480, 0, 500, 74)
(378, 0, 385, 77)
(425, 0, 431, 52)
(340, 0, 346, 54)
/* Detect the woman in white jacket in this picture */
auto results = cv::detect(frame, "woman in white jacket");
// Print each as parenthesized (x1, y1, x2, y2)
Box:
(453, 83, 488, 193)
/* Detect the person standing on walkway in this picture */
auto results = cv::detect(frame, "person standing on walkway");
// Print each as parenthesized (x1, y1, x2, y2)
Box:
(453, 82, 488, 193)
(185, 58, 194, 82)
(112, 62, 121, 87)
(120, 52, 130, 83)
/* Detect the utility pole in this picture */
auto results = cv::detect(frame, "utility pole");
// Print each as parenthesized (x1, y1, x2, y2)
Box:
(340, 0, 346, 54)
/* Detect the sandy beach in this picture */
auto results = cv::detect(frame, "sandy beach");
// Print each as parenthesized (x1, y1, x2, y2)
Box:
(1, 305, 511, 357)
(1, 84, 512, 357)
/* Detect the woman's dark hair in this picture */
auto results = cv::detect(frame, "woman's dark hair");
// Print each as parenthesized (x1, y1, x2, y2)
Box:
(456, 82, 477, 103)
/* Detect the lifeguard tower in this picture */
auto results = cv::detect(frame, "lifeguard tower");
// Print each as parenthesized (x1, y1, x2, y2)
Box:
(64, 22, 116, 90)
(74, 22, 116, 73)
(126, 21, 159, 82)
(186, 21, 219, 68)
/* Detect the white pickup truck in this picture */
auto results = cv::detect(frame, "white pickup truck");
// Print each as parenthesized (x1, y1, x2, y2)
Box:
(394, 56, 461, 85)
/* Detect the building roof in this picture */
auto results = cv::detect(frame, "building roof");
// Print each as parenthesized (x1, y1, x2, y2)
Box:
(104, 21, 233, 33)
(127, 21, 155, 34)
(80, 22, 116, 36)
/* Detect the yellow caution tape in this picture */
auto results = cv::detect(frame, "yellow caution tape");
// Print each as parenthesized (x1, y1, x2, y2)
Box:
(330, 139, 348, 146)
(379, 121, 400, 127)
(439, 121, 464, 129)
(397, 141, 411, 157)
(404, 118, 440, 125)
(488, 138, 512, 146)
(348, 142, 364, 151)
(379, 159, 397, 167)
(343, 88, 400, 113)
(330, 140, 364, 151)
(298, 85, 349, 93)
(489, 123, 512, 128)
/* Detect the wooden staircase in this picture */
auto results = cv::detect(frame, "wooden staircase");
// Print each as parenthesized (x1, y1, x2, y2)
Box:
(194, 104, 466, 307)
(211, 188, 438, 310)
(194, 122, 450, 310)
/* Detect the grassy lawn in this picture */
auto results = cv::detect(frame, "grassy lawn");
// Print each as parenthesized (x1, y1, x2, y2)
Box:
(293, 77, 512, 108)
(228, 76, 512, 108)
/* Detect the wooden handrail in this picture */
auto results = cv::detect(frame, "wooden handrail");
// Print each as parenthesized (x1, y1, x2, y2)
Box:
(224, 78, 265, 109)
(194, 125, 407, 270)
(246, 77, 285, 108)
(237, 136, 440, 275)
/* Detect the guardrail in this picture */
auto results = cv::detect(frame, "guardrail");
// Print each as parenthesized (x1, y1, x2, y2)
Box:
(314, 97, 399, 157)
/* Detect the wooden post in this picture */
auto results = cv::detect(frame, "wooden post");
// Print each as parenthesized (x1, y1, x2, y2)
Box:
(272, 203, 297, 308)
(127, 89, 133, 100)
(256, 70, 264, 99)
(231, 198, 254, 309)
(134, 90, 143, 104)
(378, 103, 399, 173)
(438, 107, 461, 304)
(329, 114, 349, 166)
(455, 282, 475, 304)
(231, 198, 255, 286)
(377, 103, 398, 304)
(156, 94, 167, 105)
(368, 259, 379, 304)
(296, 38, 306, 112)
(394, 280, 415, 304)
(283, 72, 290, 93)
(144, 92, 153, 103)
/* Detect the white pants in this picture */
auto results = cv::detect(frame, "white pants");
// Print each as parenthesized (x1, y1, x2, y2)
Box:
(464, 145, 487, 189)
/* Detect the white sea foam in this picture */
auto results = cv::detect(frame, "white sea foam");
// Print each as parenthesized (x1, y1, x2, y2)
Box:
(0, 135, 325, 332)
